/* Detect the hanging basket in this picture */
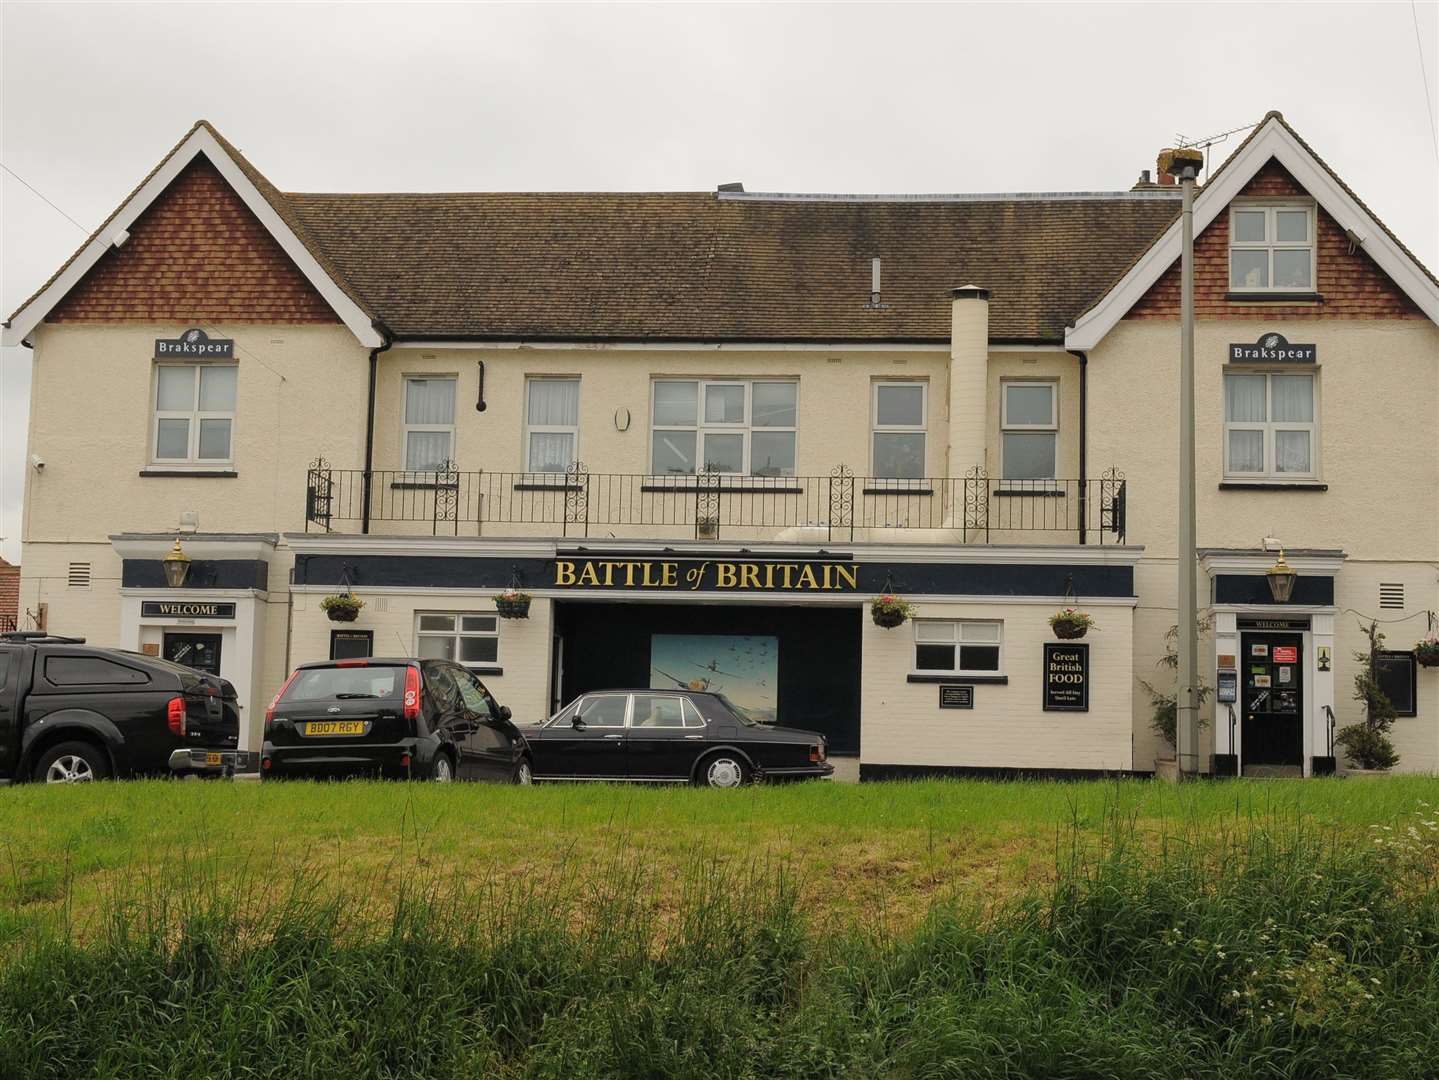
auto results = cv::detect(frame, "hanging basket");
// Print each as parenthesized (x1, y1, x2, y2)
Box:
(321, 594, 364, 623)
(870, 595, 915, 629)
(1416, 642, 1439, 668)
(495, 592, 532, 620)
(1049, 608, 1096, 640)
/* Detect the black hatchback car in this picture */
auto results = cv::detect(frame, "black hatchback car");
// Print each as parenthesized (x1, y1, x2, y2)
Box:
(261, 658, 530, 782)
(526, 689, 832, 786)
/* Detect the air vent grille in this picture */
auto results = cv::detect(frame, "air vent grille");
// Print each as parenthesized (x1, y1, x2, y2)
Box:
(1379, 582, 1404, 609)
(67, 562, 92, 589)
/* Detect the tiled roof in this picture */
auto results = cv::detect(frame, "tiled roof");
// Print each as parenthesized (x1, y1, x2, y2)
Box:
(284, 190, 1181, 343)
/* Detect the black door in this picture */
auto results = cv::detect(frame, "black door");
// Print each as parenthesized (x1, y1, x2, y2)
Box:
(537, 691, 629, 778)
(450, 665, 514, 780)
(1240, 632, 1304, 769)
(164, 633, 222, 676)
(626, 691, 706, 780)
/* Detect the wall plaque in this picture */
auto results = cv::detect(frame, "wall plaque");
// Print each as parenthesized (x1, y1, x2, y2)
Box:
(155, 328, 235, 359)
(1043, 642, 1089, 712)
(141, 600, 236, 619)
(938, 685, 974, 709)
(1228, 332, 1315, 364)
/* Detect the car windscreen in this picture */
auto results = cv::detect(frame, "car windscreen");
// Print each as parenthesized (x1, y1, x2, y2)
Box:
(281, 666, 403, 703)
(714, 694, 760, 726)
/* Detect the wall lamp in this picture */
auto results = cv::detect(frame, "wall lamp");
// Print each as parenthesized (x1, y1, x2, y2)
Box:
(162, 537, 193, 588)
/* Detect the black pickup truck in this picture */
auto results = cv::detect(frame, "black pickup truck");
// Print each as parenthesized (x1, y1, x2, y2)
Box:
(0, 632, 246, 783)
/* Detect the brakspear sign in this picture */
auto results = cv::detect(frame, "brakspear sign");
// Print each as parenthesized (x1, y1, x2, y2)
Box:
(155, 328, 235, 359)
(1228, 332, 1316, 364)
(554, 558, 860, 592)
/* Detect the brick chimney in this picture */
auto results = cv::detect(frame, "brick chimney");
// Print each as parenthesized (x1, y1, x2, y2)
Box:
(1156, 151, 1178, 186)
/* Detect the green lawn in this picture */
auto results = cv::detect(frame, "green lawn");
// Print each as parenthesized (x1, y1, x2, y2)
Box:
(4, 775, 1437, 941)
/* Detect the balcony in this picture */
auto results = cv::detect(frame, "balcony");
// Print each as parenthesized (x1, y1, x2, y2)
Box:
(303, 461, 1126, 545)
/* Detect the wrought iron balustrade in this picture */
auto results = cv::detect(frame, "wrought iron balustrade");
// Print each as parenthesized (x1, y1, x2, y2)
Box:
(303, 459, 1126, 544)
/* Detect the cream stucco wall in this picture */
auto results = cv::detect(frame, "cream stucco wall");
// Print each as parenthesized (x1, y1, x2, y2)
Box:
(860, 599, 1135, 771)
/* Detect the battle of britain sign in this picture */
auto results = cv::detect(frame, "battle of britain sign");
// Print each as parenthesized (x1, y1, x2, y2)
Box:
(554, 558, 859, 592)
(1228, 332, 1316, 364)
(155, 328, 235, 359)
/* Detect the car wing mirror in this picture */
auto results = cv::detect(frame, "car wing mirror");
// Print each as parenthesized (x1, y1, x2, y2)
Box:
(571, 715, 586, 730)
(498, 705, 512, 721)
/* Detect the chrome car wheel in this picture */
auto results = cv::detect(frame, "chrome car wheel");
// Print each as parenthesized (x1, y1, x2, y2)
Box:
(432, 755, 454, 782)
(704, 756, 746, 788)
(46, 755, 96, 784)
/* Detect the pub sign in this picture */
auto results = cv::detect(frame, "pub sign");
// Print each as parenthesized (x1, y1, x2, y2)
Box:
(1043, 642, 1089, 712)
(155, 328, 235, 360)
(1228, 332, 1315, 365)
(554, 557, 859, 592)
(141, 600, 236, 619)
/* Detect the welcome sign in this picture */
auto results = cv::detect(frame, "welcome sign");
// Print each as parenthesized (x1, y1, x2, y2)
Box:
(554, 558, 860, 592)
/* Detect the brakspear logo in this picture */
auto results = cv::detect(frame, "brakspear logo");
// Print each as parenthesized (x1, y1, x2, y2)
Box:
(155, 328, 235, 359)
(1228, 332, 1316, 364)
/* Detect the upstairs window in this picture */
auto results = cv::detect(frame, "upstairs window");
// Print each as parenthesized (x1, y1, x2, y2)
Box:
(526, 377, 580, 473)
(651, 380, 797, 476)
(871, 382, 927, 479)
(404, 376, 456, 471)
(153, 364, 236, 464)
(1224, 371, 1316, 479)
(1230, 204, 1315, 292)
(1001, 381, 1057, 482)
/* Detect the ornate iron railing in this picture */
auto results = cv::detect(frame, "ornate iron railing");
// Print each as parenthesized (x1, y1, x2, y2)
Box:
(303, 460, 1126, 544)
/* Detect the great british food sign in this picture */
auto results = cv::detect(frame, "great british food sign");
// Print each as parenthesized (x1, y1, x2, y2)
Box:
(554, 558, 859, 592)
(1043, 642, 1089, 712)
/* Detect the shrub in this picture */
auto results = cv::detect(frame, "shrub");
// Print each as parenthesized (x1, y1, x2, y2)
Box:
(1337, 621, 1400, 770)
(1141, 618, 1213, 753)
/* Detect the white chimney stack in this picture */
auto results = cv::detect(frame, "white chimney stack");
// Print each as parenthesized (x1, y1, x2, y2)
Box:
(948, 285, 990, 477)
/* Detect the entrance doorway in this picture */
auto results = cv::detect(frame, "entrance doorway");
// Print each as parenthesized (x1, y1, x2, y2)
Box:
(164, 632, 223, 676)
(1240, 631, 1303, 772)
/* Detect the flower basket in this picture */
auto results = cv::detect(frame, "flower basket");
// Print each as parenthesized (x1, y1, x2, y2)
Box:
(870, 595, 915, 629)
(1415, 639, 1439, 668)
(320, 594, 364, 623)
(495, 590, 532, 620)
(1049, 608, 1096, 640)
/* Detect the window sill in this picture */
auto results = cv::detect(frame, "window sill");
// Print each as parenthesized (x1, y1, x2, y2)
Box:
(992, 487, 1065, 498)
(139, 467, 237, 478)
(513, 481, 583, 492)
(862, 483, 934, 496)
(906, 673, 1009, 685)
(1219, 481, 1328, 492)
(390, 481, 460, 491)
(1224, 291, 1324, 304)
(640, 478, 804, 494)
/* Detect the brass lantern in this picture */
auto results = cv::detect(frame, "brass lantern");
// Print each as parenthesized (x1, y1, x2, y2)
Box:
(1265, 548, 1297, 603)
(161, 537, 192, 588)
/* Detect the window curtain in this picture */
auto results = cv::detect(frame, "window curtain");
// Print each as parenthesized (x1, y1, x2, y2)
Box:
(1224, 375, 1266, 422)
(1270, 375, 1313, 422)
(529, 432, 574, 472)
(528, 379, 579, 426)
(406, 379, 456, 425)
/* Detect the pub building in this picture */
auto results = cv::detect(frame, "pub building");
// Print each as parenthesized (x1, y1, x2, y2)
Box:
(6, 112, 1438, 777)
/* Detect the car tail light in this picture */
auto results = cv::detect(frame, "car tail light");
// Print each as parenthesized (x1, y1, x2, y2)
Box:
(335, 659, 368, 668)
(265, 670, 300, 732)
(167, 696, 186, 737)
(403, 666, 422, 722)
(399, 753, 412, 769)
(261, 756, 273, 771)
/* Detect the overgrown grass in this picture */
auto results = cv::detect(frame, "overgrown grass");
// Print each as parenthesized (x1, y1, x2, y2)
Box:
(2, 789, 1438, 1079)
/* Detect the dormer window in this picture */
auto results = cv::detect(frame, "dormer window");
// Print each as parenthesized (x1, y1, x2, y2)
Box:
(1229, 204, 1315, 292)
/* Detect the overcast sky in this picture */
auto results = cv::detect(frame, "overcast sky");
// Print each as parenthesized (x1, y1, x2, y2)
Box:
(3, 1, 1437, 564)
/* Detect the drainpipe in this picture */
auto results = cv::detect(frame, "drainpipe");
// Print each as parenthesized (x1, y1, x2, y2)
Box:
(361, 323, 394, 535)
(1068, 349, 1088, 544)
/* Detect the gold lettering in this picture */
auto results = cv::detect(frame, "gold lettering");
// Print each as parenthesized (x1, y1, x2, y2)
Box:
(577, 561, 601, 587)
(715, 562, 738, 588)
(623, 562, 639, 586)
(764, 564, 776, 590)
(796, 565, 820, 590)
(641, 562, 660, 587)
(555, 560, 577, 586)
(833, 564, 858, 591)
(661, 562, 678, 587)
(599, 562, 616, 586)
(779, 564, 796, 589)
(739, 564, 761, 590)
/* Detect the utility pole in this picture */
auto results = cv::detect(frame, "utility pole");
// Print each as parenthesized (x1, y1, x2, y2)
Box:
(1164, 145, 1205, 778)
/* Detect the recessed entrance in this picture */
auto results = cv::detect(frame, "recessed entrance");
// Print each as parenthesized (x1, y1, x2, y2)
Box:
(163, 631, 223, 676)
(552, 601, 863, 753)
(1240, 630, 1304, 775)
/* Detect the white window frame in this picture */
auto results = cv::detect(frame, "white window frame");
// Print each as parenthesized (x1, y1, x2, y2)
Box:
(524, 376, 581, 473)
(414, 612, 499, 667)
(649, 378, 798, 476)
(870, 380, 928, 481)
(1228, 202, 1316, 293)
(999, 379, 1058, 484)
(151, 362, 237, 466)
(911, 619, 1004, 676)
(402, 375, 457, 472)
(1222, 369, 1318, 481)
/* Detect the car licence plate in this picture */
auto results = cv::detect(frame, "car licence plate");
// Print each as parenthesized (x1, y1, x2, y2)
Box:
(304, 721, 366, 736)
(206, 752, 223, 766)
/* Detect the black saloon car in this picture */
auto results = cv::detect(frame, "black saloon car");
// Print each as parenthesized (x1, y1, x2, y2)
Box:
(526, 689, 832, 786)
(261, 658, 530, 782)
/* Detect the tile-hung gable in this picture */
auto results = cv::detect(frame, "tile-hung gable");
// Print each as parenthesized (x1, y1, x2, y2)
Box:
(283, 191, 1182, 344)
